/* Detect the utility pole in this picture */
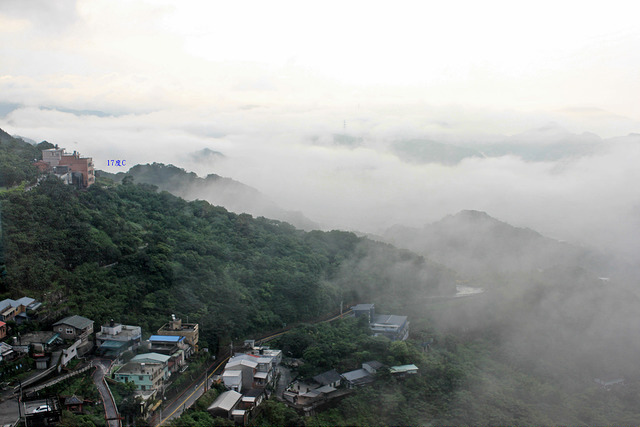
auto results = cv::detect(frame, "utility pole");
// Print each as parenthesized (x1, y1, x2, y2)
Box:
(17, 379, 22, 423)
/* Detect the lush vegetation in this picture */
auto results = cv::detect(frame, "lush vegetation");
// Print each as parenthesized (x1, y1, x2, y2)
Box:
(44, 372, 106, 427)
(0, 133, 455, 349)
(0, 128, 51, 188)
(6, 128, 640, 425)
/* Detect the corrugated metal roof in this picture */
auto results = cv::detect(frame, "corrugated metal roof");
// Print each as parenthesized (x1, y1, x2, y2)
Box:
(371, 314, 407, 327)
(226, 358, 258, 369)
(363, 360, 383, 370)
(132, 352, 171, 363)
(208, 390, 242, 412)
(342, 368, 371, 382)
(390, 364, 418, 373)
(15, 297, 35, 307)
(149, 335, 183, 343)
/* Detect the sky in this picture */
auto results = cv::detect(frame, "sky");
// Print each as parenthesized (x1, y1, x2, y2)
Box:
(1, 0, 640, 260)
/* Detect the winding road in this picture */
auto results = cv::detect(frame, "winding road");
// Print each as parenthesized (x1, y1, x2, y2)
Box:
(91, 358, 121, 427)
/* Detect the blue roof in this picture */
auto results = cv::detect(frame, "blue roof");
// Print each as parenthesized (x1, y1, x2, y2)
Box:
(149, 335, 183, 343)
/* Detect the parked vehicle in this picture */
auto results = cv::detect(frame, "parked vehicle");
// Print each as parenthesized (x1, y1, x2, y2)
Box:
(33, 405, 51, 414)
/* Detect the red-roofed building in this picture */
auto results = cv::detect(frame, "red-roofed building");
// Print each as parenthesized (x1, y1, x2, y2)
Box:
(0, 321, 6, 340)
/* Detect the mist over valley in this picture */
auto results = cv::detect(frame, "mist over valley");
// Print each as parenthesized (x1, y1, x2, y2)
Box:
(2, 1, 640, 424)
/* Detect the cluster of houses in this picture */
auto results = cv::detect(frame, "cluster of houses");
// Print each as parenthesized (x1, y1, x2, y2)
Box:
(2, 295, 416, 424)
(283, 361, 418, 413)
(0, 299, 199, 407)
(205, 303, 417, 423)
(208, 341, 282, 425)
(108, 313, 199, 415)
(33, 145, 95, 188)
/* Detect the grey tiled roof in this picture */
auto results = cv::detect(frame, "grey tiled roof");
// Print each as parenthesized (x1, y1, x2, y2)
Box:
(313, 369, 342, 386)
(54, 315, 94, 330)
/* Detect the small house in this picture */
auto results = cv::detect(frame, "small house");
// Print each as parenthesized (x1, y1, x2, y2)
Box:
(53, 315, 94, 342)
(207, 390, 243, 419)
(313, 369, 342, 388)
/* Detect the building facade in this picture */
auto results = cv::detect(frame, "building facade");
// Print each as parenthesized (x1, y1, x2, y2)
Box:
(157, 315, 199, 348)
(41, 147, 95, 188)
(53, 315, 94, 342)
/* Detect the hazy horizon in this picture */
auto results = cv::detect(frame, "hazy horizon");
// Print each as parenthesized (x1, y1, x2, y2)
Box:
(2, 0, 639, 261)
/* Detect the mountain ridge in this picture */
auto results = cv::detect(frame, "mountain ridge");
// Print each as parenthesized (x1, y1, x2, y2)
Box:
(99, 163, 320, 230)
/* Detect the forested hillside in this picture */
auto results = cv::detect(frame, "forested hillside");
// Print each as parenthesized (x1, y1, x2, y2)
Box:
(0, 172, 455, 348)
(100, 163, 319, 230)
(0, 128, 52, 187)
(5, 129, 640, 426)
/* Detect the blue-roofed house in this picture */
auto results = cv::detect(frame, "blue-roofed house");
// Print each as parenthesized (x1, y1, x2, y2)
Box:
(148, 335, 191, 373)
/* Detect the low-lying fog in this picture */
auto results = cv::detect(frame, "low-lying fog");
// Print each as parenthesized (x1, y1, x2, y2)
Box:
(3, 105, 640, 265)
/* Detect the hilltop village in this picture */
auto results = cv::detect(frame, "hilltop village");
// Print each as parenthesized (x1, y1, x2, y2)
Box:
(0, 297, 415, 426)
(34, 146, 95, 189)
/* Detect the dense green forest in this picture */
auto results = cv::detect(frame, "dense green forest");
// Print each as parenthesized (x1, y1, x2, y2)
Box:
(0, 130, 455, 349)
(4, 129, 640, 425)
(100, 163, 320, 230)
(0, 128, 52, 187)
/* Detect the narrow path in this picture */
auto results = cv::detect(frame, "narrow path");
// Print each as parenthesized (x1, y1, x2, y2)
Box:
(91, 358, 121, 427)
(24, 364, 92, 395)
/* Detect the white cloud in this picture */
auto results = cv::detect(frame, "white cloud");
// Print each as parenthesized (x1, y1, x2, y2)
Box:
(1, 0, 640, 261)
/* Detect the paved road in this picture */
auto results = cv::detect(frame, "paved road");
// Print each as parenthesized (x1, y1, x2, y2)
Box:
(0, 395, 18, 427)
(151, 308, 353, 426)
(151, 355, 228, 427)
(92, 358, 121, 427)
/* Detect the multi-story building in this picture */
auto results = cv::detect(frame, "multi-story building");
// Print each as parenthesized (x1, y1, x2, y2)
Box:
(0, 297, 42, 323)
(40, 147, 95, 188)
(58, 151, 95, 188)
(157, 315, 199, 348)
(95, 320, 142, 358)
(114, 361, 165, 391)
(148, 335, 191, 373)
(41, 147, 65, 167)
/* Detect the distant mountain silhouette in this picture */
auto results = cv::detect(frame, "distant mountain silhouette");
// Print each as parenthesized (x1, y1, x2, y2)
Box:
(382, 210, 605, 278)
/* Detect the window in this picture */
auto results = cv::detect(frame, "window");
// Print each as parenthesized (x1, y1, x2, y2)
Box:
(66, 328, 74, 335)
(139, 376, 143, 381)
